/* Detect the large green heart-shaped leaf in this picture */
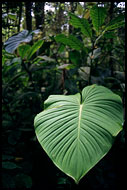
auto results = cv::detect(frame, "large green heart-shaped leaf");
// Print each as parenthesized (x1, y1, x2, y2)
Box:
(34, 85, 123, 183)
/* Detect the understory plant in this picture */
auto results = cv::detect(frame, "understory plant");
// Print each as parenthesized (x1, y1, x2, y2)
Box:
(34, 84, 123, 184)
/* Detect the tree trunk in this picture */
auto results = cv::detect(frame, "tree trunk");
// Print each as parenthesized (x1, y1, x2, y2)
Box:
(34, 2, 45, 30)
(18, 2, 22, 32)
(25, 2, 32, 31)
(54, 3, 65, 34)
(109, 2, 114, 76)
(69, 2, 77, 34)
(6, 3, 9, 38)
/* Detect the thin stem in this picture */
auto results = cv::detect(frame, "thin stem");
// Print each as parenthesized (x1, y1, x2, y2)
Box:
(21, 60, 33, 82)
(88, 40, 94, 84)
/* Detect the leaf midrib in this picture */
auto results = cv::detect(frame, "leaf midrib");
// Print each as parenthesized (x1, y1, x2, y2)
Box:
(78, 104, 83, 139)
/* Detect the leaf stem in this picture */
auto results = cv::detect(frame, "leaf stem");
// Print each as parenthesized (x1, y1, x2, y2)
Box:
(88, 40, 94, 84)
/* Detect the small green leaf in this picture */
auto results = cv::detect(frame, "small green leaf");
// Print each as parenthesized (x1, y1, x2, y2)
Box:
(84, 9, 90, 19)
(55, 34, 83, 51)
(69, 35, 83, 50)
(27, 40, 44, 60)
(69, 13, 92, 38)
(57, 64, 70, 70)
(107, 14, 125, 26)
(7, 72, 26, 85)
(37, 55, 55, 62)
(8, 13, 17, 20)
(76, 4, 84, 16)
(57, 177, 67, 185)
(106, 21, 125, 31)
(18, 44, 31, 59)
(2, 161, 21, 169)
(58, 44, 65, 53)
(2, 155, 14, 161)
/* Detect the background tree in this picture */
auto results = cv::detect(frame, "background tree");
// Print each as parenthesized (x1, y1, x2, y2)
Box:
(34, 2, 45, 30)
(25, 2, 32, 31)
(17, 2, 22, 32)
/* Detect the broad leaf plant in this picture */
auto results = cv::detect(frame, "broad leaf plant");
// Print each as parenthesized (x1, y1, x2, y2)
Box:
(34, 85, 123, 183)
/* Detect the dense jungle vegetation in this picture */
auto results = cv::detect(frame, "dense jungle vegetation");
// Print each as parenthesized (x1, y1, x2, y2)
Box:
(2, 2, 125, 189)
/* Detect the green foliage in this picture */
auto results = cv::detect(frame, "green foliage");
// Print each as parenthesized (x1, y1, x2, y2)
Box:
(106, 21, 125, 31)
(55, 34, 83, 51)
(2, 162, 21, 169)
(18, 44, 31, 59)
(69, 13, 92, 38)
(90, 5, 107, 33)
(69, 50, 81, 65)
(2, 2, 125, 189)
(103, 31, 116, 39)
(34, 85, 123, 183)
(8, 13, 17, 20)
(106, 13, 125, 31)
(76, 3, 84, 16)
(4, 29, 40, 54)
(27, 40, 44, 60)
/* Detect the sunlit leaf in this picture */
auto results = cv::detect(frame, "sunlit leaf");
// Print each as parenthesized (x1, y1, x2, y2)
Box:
(76, 4, 84, 16)
(37, 55, 55, 62)
(8, 13, 17, 20)
(27, 40, 44, 60)
(84, 9, 90, 19)
(34, 85, 123, 183)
